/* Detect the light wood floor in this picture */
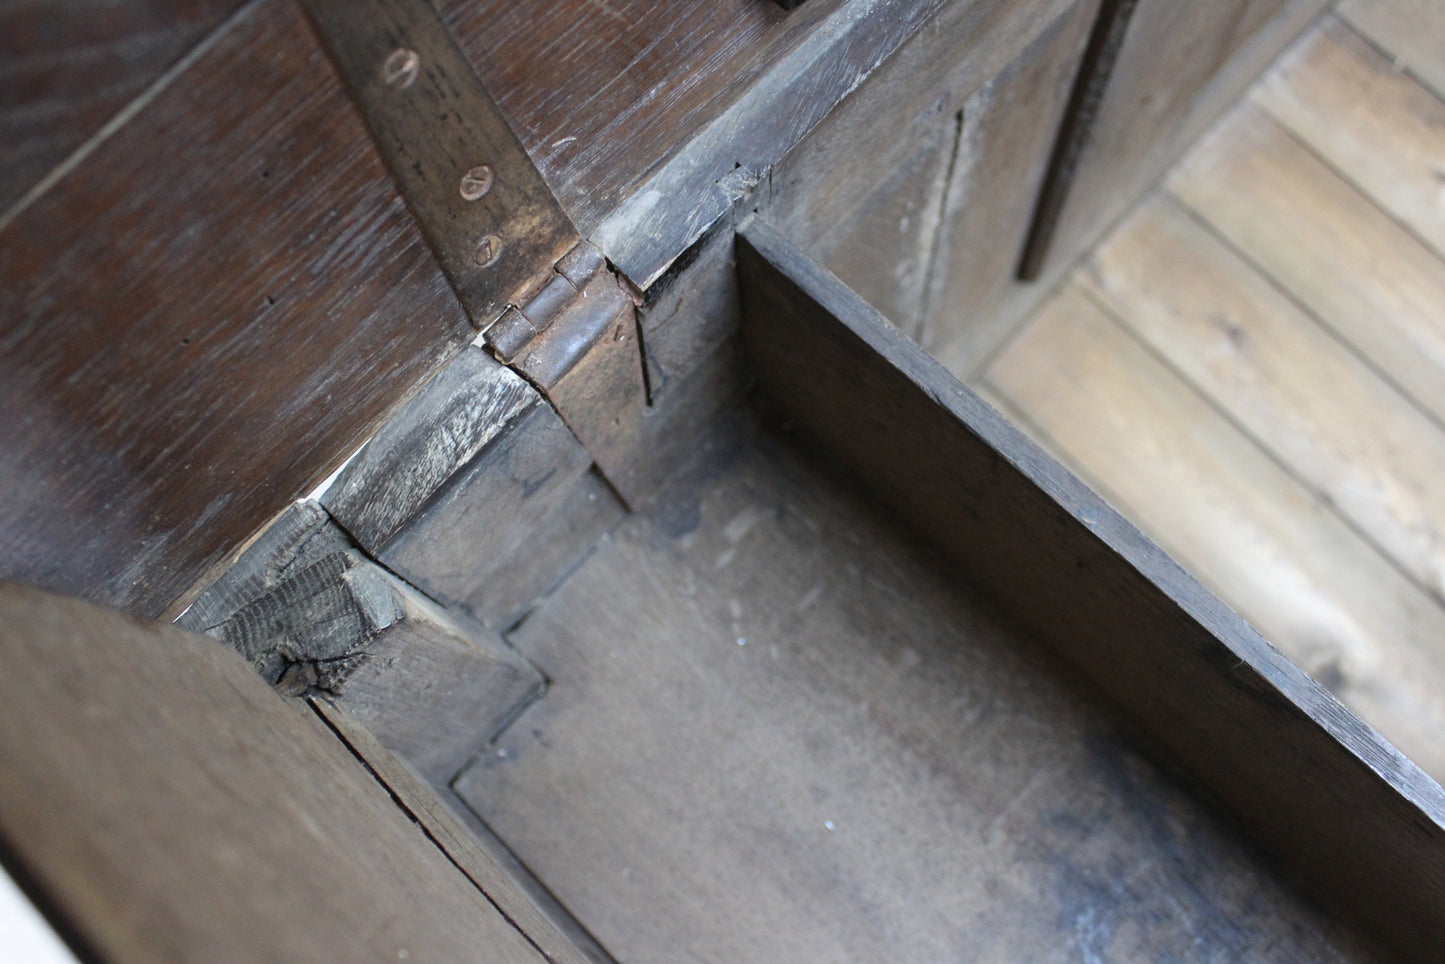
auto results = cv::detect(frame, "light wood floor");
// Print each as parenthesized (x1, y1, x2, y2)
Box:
(977, 4, 1445, 783)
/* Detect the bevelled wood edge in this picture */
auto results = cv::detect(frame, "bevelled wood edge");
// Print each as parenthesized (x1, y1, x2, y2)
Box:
(735, 218, 1445, 961)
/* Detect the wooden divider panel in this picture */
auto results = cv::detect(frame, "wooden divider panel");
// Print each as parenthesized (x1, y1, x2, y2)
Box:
(736, 219, 1445, 961)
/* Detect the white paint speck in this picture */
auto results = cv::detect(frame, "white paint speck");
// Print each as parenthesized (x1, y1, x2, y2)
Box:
(736, 637, 746, 646)
(824, 820, 835, 831)
(497, 748, 509, 758)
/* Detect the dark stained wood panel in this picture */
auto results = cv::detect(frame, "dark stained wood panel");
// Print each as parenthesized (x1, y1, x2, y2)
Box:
(0, 0, 473, 618)
(0, 0, 241, 214)
(440, 0, 844, 230)
(736, 221, 1445, 961)
(0, 581, 546, 964)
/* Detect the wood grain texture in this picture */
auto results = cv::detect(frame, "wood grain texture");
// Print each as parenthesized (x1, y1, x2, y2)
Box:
(736, 220, 1445, 960)
(765, 0, 1078, 250)
(1026, 0, 1327, 285)
(1253, 16, 1445, 262)
(324, 346, 540, 555)
(1014, 0, 1137, 283)
(0, 0, 239, 214)
(1081, 196, 1445, 603)
(196, 541, 545, 784)
(0, 581, 546, 964)
(1169, 102, 1445, 428)
(985, 284, 1445, 783)
(311, 698, 614, 964)
(456, 411, 1373, 963)
(0, 0, 472, 619)
(921, 0, 1096, 368)
(1338, 0, 1445, 100)
(806, 121, 955, 339)
(369, 400, 594, 613)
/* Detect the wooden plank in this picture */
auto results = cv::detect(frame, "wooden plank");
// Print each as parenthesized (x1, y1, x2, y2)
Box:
(0, 0, 239, 214)
(1081, 196, 1445, 604)
(765, 0, 1078, 250)
(921, 0, 1097, 368)
(806, 122, 956, 340)
(0, 581, 546, 963)
(1024, 0, 1327, 285)
(1168, 102, 1445, 428)
(736, 220, 1445, 961)
(984, 284, 1445, 783)
(1014, 0, 1138, 283)
(311, 698, 613, 964)
(0, 0, 473, 619)
(1252, 16, 1445, 262)
(440, 0, 863, 245)
(1338, 0, 1445, 101)
(323, 346, 537, 555)
(455, 408, 1374, 962)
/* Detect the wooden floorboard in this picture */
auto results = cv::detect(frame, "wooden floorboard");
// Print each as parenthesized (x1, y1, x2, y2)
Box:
(982, 12, 1445, 790)
(984, 284, 1445, 783)
(1337, 0, 1445, 101)
(1168, 102, 1445, 428)
(454, 414, 1372, 964)
(1080, 196, 1445, 604)
(1252, 15, 1445, 261)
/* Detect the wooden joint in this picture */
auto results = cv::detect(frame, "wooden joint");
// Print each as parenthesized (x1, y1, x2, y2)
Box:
(484, 242, 651, 507)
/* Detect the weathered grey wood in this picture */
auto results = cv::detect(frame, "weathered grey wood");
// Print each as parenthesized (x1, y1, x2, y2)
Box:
(379, 401, 594, 610)
(324, 346, 537, 553)
(1015, 0, 1138, 282)
(764, 0, 1079, 254)
(0, 581, 547, 963)
(206, 544, 544, 784)
(921, 0, 1098, 366)
(588, 0, 953, 288)
(460, 468, 625, 631)
(736, 220, 1445, 961)
(806, 120, 956, 339)
(310, 697, 614, 964)
(638, 222, 742, 404)
(1023, 0, 1328, 285)
(455, 406, 1376, 962)
(177, 499, 350, 633)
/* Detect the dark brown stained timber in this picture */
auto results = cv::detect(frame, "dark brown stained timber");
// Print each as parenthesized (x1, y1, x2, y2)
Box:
(0, 582, 546, 964)
(439, 0, 957, 287)
(0, 0, 240, 214)
(300, 0, 582, 328)
(735, 220, 1445, 961)
(0, 0, 473, 618)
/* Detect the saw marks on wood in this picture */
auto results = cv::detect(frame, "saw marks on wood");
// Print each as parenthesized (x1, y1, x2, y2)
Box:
(454, 416, 1370, 964)
(982, 14, 1445, 784)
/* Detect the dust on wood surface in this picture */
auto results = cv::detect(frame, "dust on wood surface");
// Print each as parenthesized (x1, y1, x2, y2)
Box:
(455, 410, 1377, 963)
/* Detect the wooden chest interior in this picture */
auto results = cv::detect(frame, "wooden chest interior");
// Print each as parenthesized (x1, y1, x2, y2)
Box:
(2, 0, 1444, 961)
